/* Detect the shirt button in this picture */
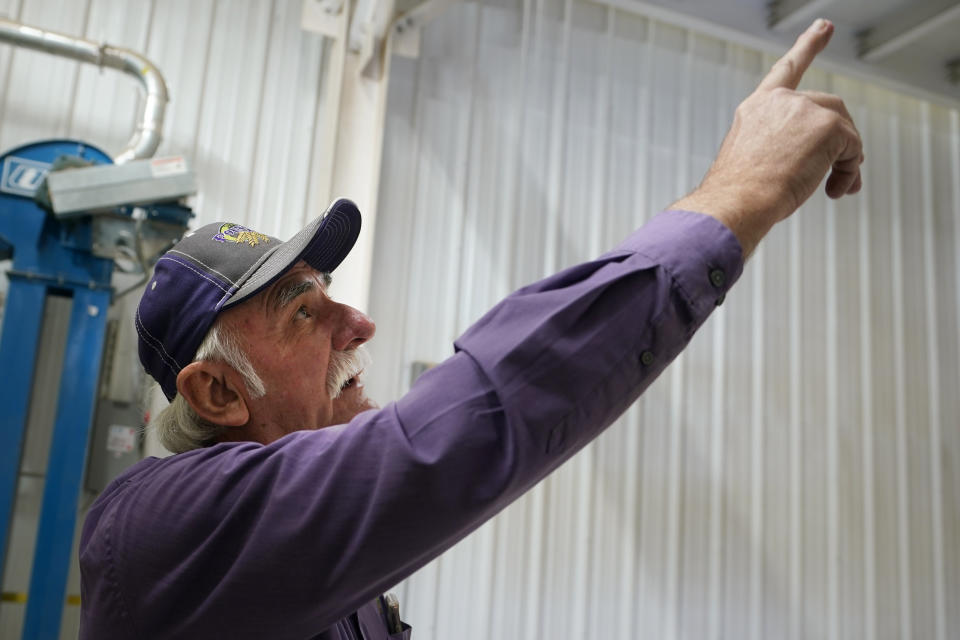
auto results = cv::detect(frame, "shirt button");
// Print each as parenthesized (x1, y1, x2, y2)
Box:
(709, 268, 726, 288)
(640, 350, 655, 366)
(716, 293, 726, 306)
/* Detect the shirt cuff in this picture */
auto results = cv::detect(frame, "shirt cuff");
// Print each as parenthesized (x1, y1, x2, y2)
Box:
(612, 209, 745, 316)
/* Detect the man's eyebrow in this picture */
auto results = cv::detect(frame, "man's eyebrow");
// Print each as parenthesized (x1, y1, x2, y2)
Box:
(272, 280, 315, 313)
(269, 273, 332, 313)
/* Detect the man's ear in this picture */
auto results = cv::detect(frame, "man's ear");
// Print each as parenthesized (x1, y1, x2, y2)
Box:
(176, 361, 250, 427)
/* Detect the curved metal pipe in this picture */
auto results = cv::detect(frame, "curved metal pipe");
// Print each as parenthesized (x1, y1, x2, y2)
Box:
(0, 18, 168, 163)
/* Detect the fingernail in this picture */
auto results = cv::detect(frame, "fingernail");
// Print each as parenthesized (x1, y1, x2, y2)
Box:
(812, 18, 828, 32)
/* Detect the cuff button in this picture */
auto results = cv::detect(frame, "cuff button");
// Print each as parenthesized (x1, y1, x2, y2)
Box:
(709, 268, 726, 288)
(640, 350, 655, 366)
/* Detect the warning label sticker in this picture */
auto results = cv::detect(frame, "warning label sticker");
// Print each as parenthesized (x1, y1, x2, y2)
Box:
(150, 156, 188, 178)
(106, 425, 137, 457)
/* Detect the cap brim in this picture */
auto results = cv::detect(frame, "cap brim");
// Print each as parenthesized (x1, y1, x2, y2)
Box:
(223, 198, 361, 309)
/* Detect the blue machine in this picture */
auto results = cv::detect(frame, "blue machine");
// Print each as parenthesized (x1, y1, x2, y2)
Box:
(0, 140, 192, 638)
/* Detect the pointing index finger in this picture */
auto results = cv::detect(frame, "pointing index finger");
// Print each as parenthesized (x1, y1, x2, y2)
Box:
(758, 18, 834, 91)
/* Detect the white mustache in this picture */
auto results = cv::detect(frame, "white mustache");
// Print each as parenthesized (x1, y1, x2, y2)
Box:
(327, 346, 372, 399)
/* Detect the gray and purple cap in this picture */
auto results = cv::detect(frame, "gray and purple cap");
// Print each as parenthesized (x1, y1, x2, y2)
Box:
(136, 198, 362, 401)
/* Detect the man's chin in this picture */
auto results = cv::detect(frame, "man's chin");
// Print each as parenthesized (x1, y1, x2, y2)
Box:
(329, 380, 379, 425)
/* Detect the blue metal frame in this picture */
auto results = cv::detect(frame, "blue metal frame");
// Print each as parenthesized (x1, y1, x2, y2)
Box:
(0, 140, 114, 639)
(0, 279, 46, 566)
(23, 286, 111, 639)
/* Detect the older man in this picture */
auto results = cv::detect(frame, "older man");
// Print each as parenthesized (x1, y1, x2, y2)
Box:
(80, 19, 861, 639)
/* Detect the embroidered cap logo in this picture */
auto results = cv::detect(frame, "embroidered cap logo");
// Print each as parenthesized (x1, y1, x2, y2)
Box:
(213, 223, 271, 247)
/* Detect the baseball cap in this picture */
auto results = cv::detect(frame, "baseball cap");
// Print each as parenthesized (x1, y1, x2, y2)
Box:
(136, 198, 362, 401)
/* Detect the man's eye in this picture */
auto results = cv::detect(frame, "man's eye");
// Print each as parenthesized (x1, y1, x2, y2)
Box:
(295, 305, 311, 319)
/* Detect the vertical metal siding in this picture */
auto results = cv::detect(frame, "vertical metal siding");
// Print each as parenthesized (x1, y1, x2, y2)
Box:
(369, 1, 960, 638)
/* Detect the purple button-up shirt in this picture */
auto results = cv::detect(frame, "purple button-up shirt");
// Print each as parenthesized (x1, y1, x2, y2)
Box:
(79, 210, 743, 639)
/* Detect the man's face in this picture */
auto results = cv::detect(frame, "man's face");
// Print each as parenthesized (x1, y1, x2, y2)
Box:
(221, 261, 378, 441)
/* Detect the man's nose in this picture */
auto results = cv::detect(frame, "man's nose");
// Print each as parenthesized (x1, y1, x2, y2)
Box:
(332, 303, 376, 351)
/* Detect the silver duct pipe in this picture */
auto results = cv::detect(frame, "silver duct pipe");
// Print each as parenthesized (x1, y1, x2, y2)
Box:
(0, 18, 168, 163)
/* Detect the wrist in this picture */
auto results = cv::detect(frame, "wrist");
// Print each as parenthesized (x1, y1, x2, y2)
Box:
(670, 178, 781, 259)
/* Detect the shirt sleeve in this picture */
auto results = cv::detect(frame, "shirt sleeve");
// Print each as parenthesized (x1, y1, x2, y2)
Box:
(80, 210, 743, 639)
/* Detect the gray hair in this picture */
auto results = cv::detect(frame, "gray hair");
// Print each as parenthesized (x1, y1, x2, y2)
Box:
(150, 319, 265, 453)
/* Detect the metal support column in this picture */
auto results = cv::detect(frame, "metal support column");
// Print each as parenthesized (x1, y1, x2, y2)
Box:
(0, 280, 46, 576)
(1, 138, 191, 638)
(22, 286, 110, 639)
(0, 140, 113, 638)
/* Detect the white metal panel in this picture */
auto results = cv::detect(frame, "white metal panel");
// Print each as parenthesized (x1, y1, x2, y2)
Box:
(368, 0, 960, 638)
(69, 0, 153, 155)
(0, 0, 89, 147)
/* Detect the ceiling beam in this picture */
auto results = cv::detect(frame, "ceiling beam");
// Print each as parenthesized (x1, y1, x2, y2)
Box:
(858, 0, 960, 62)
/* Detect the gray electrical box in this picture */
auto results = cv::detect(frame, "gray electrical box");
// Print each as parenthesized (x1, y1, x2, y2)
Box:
(46, 156, 196, 215)
(84, 398, 145, 494)
(84, 304, 148, 493)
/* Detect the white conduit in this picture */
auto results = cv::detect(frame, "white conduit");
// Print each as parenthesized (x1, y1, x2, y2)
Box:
(0, 17, 168, 163)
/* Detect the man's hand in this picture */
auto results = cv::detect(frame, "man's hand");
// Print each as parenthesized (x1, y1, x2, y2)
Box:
(672, 19, 864, 257)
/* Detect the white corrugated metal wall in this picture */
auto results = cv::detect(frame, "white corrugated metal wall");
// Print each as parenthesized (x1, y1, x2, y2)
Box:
(367, 0, 960, 638)
(0, 1, 334, 637)
(2, 0, 959, 638)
